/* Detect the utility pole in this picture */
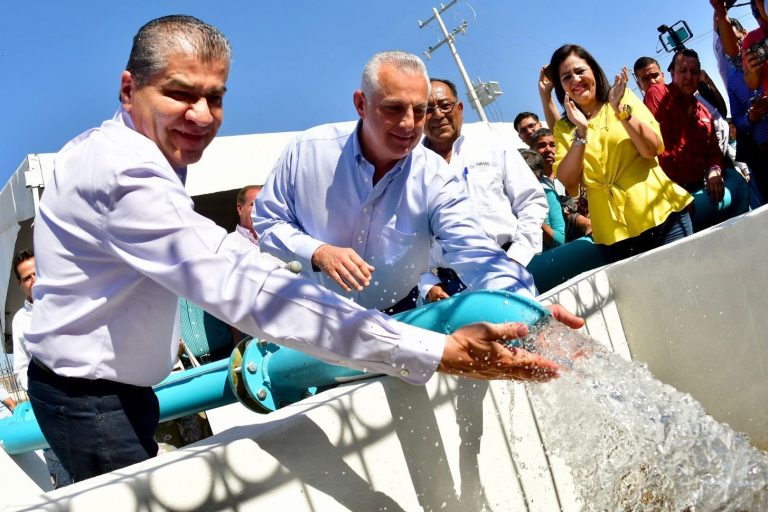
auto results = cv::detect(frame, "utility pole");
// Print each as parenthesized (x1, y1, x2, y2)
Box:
(419, 1, 490, 123)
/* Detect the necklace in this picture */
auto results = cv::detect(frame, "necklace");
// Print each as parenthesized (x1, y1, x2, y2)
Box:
(584, 103, 604, 120)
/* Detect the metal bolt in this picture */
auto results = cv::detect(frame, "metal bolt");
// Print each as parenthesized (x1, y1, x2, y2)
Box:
(246, 362, 257, 374)
(256, 389, 267, 400)
(257, 339, 267, 348)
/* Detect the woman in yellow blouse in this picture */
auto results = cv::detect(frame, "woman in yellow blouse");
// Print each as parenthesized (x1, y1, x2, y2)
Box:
(548, 44, 692, 262)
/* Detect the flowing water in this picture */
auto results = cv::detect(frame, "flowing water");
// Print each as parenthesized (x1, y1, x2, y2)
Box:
(519, 318, 768, 511)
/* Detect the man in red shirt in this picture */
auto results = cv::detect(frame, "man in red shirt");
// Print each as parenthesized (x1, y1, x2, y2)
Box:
(644, 49, 750, 230)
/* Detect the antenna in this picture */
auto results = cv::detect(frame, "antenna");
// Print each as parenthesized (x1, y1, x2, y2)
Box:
(418, 1, 501, 123)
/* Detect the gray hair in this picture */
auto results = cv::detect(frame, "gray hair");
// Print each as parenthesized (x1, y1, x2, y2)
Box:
(360, 51, 429, 97)
(125, 15, 231, 88)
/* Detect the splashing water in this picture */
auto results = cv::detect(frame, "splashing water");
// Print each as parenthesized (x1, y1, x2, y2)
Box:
(521, 318, 768, 511)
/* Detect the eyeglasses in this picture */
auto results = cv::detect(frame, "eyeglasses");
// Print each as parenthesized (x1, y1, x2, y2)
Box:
(518, 121, 540, 134)
(426, 101, 457, 116)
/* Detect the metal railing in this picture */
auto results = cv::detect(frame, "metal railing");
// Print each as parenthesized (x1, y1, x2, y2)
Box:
(0, 351, 27, 404)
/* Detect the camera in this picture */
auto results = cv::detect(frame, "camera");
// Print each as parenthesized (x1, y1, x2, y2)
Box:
(747, 39, 768, 66)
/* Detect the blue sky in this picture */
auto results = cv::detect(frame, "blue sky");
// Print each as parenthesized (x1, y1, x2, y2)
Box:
(0, 2, 759, 184)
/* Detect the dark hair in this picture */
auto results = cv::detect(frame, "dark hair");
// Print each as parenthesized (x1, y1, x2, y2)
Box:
(513, 112, 539, 131)
(668, 48, 700, 73)
(429, 77, 458, 98)
(730, 17, 746, 34)
(236, 185, 262, 206)
(548, 44, 611, 109)
(633, 56, 660, 76)
(530, 127, 553, 147)
(123, 15, 231, 96)
(13, 249, 34, 281)
(519, 149, 545, 176)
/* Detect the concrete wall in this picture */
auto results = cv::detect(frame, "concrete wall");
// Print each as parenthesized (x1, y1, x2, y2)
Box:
(606, 208, 768, 449)
(542, 206, 768, 450)
(2, 376, 583, 511)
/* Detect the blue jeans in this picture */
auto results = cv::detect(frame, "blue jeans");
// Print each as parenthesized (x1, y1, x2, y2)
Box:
(685, 167, 751, 231)
(27, 360, 159, 482)
(43, 448, 72, 488)
(599, 210, 693, 264)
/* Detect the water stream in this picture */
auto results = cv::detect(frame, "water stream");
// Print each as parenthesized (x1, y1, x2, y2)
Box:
(520, 318, 768, 511)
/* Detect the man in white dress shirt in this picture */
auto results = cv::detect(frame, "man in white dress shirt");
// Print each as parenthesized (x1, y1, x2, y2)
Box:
(227, 185, 262, 246)
(25, 16, 581, 482)
(254, 52, 545, 314)
(10, 249, 72, 488)
(11, 249, 35, 391)
(420, 78, 548, 302)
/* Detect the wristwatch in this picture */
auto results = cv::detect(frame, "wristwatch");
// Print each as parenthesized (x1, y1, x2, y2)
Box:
(616, 104, 632, 121)
(572, 130, 588, 145)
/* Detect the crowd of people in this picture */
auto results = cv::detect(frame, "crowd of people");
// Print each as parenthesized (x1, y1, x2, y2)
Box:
(5, 0, 766, 489)
(510, 0, 765, 263)
(6, 15, 582, 487)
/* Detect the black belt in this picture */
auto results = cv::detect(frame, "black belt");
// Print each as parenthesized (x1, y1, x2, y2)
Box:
(29, 358, 148, 393)
(31, 358, 57, 376)
(380, 286, 420, 316)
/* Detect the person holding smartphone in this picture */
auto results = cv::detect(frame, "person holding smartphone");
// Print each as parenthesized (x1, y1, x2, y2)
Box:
(742, 0, 768, 90)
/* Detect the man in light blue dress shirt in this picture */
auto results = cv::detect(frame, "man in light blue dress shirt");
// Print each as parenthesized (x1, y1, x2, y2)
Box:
(26, 18, 582, 483)
(255, 51, 538, 313)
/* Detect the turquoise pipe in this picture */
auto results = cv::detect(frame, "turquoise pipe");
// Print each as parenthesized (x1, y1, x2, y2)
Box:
(0, 359, 235, 455)
(0, 290, 550, 453)
(239, 290, 551, 413)
(0, 401, 46, 453)
(153, 358, 235, 421)
(394, 288, 550, 331)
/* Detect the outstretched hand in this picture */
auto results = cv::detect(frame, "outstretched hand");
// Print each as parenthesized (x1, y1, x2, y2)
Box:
(546, 303, 585, 329)
(439, 322, 560, 382)
(608, 67, 629, 111)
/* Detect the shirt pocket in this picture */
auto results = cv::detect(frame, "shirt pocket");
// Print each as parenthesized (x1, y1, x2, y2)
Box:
(468, 167, 503, 199)
(378, 225, 420, 266)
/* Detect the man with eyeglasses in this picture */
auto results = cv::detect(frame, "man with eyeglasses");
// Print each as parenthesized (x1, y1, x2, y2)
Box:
(513, 112, 543, 147)
(420, 79, 548, 302)
(255, 52, 552, 314)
